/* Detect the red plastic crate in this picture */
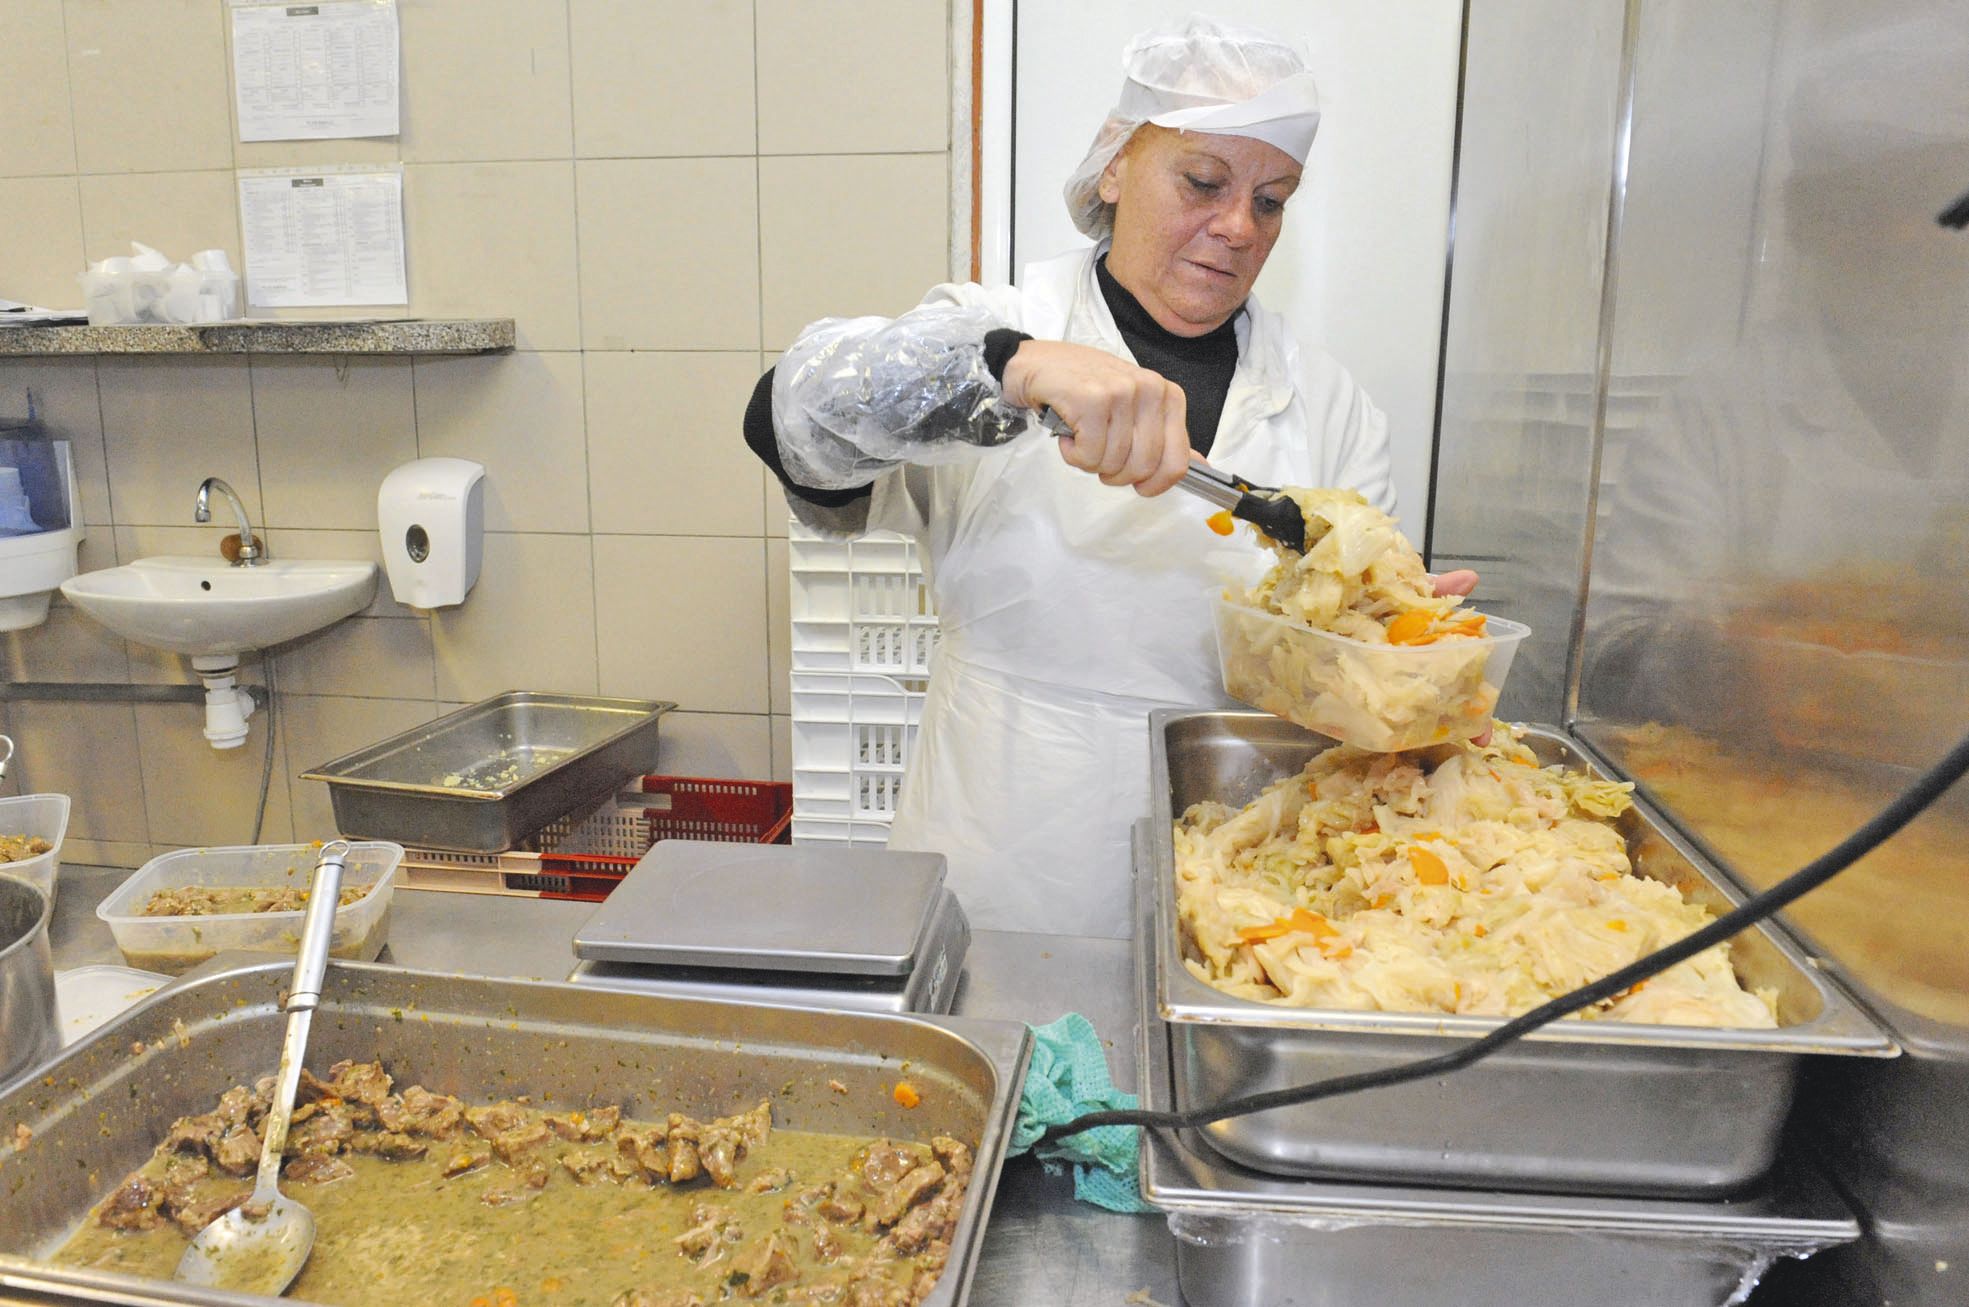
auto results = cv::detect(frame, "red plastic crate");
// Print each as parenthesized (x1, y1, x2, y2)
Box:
(397, 775, 793, 902)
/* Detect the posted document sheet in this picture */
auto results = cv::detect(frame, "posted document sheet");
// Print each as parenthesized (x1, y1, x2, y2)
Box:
(231, 0, 400, 141)
(239, 167, 408, 307)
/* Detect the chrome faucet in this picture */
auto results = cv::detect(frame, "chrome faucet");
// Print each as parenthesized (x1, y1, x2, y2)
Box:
(193, 477, 264, 566)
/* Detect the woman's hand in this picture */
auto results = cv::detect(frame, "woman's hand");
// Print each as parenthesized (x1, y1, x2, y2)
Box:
(1001, 340, 1192, 496)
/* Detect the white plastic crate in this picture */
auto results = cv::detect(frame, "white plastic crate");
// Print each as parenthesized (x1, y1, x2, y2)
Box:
(787, 524, 943, 848)
(788, 669, 926, 846)
(789, 526, 942, 677)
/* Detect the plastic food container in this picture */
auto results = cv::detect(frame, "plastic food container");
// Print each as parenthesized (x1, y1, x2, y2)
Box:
(94, 842, 404, 975)
(1214, 595, 1529, 751)
(0, 794, 70, 909)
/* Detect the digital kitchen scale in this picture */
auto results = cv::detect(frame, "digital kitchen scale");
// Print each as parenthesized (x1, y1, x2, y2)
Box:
(566, 841, 969, 1014)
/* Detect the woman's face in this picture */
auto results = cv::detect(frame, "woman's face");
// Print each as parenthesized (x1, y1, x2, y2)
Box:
(1099, 125, 1302, 336)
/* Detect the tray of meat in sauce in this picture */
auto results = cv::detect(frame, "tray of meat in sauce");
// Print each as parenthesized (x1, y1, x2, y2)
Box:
(0, 955, 1029, 1307)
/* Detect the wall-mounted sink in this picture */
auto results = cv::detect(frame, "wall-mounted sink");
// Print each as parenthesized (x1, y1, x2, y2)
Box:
(60, 557, 377, 658)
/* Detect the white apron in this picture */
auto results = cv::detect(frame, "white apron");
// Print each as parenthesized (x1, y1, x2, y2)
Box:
(866, 247, 1396, 938)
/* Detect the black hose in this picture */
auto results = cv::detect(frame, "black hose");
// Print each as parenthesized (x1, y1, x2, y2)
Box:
(1037, 727, 1969, 1148)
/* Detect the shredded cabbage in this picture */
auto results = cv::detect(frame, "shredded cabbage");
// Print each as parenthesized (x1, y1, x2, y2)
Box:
(1216, 488, 1501, 750)
(1174, 725, 1780, 1028)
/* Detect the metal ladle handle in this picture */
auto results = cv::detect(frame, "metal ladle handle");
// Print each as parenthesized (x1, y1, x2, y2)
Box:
(247, 840, 351, 1206)
(0, 734, 15, 785)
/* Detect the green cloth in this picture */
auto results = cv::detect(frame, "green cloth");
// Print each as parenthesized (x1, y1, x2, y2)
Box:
(1008, 1012, 1157, 1214)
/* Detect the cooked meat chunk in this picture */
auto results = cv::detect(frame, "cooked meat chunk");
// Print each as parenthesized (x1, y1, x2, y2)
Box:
(487, 1120, 551, 1163)
(161, 1154, 209, 1187)
(523, 1161, 551, 1190)
(213, 1085, 267, 1128)
(818, 1192, 864, 1225)
(162, 1185, 250, 1235)
(666, 1132, 703, 1185)
(465, 1101, 531, 1139)
(929, 1137, 972, 1184)
(883, 1186, 961, 1255)
(729, 1101, 773, 1150)
(745, 1167, 792, 1194)
(617, 1127, 673, 1184)
(323, 1059, 393, 1107)
(867, 1161, 944, 1228)
(162, 1112, 225, 1157)
(729, 1233, 799, 1297)
(442, 1149, 490, 1177)
(545, 1104, 620, 1141)
(286, 1108, 355, 1158)
(347, 1130, 427, 1161)
(700, 1130, 740, 1189)
(559, 1150, 619, 1185)
(98, 1177, 164, 1231)
(283, 1154, 355, 1186)
(674, 1212, 727, 1263)
(139, 884, 362, 917)
(858, 1142, 922, 1191)
(812, 1219, 844, 1262)
(212, 1124, 262, 1176)
(843, 1276, 909, 1307)
(396, 1085, 465, 1137)
(480, 1182, 534, 1208)
(612, 1292, 704, 1307)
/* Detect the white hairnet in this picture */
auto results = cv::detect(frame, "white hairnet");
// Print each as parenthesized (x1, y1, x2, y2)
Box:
(1064, 14, 1322, 239)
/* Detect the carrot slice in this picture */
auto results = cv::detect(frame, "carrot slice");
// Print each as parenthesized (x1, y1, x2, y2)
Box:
(893, 1082, 921, 1109)
(1385, 611, 1434, 645)
(1408, 847, 1450, 886)
(1205, 510, 1236, 536)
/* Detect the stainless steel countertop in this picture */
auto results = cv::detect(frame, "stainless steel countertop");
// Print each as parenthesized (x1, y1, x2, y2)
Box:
(47, 867, 1182, 1307)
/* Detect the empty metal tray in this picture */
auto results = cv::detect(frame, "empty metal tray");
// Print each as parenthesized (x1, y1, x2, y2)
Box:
(303, 691, 674, 851)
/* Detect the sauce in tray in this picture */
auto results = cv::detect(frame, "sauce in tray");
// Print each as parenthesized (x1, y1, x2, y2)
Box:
(51, 1060, 973, 1307)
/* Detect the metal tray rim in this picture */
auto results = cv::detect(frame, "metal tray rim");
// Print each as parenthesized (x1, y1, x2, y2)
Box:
(1149, 710, 1896, 1056)
(300, 690, 677, 799)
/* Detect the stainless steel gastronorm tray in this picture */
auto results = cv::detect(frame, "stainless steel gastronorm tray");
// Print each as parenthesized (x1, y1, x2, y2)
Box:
(0, 955, 1030, 1307)
(303, 690, 674, 851)
(1150, 711, 1896, 1196)
(1129, 829, 1861, 1307)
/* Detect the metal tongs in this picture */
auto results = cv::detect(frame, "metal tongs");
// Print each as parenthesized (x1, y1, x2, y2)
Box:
(1036, 409, 1308, 551)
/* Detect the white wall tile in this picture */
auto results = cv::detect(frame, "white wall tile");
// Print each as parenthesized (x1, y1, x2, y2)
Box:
(280, 694, 436, 840)
(0, 0, 77, 177)
(252, 357, 418, 531)
(400, 0, 574, 163)
(656, 711, 772, 780)
(98, 358, 257, 527)
(404, 162, 582, 351)
(78, 170, 241, 271)
(0, 177, 84, 308)
(584, 351, 762, 536)
(134, 699, 293, 847)
(64, 0, 232, 174)
(431, 532, 598, 701)
(413, 351, 589, 533)
(756, 0, 948, 155)
(575, 158, 760, 350)
(5, 605, 130, 684)
(274, 615, 435, 702)
(7, 701, 148, 844)
(60, 838, 152, 870)
(593, 535, 766, 713)
(759, 153, 950, 350)
(569, 0, 755, 158)
(770, 712, 791, 782)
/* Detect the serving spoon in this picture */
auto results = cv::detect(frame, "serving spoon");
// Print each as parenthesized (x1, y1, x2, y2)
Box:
(175, 839, 351, 1297)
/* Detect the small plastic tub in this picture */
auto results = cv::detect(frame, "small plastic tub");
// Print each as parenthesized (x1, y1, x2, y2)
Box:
(1214, 596, 1529, 752)
(95, 842, 404, 975)
(0, 794, 71, 909)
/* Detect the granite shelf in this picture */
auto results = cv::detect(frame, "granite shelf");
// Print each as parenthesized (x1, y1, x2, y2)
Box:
(0, 318, 515, 357)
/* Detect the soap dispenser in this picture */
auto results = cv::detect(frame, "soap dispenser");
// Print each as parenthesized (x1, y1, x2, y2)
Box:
(0, 436, 83, 632)
(378, 458, 485, 609)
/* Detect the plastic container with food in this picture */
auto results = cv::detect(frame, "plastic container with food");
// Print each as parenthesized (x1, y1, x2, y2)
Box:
(0, 793, 71, 908)
(1214, 595, 1529, 751)
(94, 841, 404, 975)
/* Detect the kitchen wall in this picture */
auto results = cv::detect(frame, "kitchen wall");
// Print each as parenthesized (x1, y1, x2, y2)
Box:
(0, 0, 957, 866)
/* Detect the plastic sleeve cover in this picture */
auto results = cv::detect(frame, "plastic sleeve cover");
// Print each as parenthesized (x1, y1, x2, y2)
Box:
(770, 304, 1038, 490)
